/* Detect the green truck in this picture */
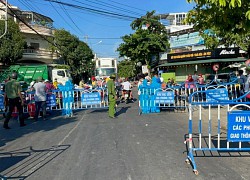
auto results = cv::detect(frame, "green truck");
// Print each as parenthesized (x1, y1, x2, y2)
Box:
(0, 64, 72, 85)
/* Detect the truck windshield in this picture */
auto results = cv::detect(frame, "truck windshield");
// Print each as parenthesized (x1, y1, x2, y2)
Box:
(95, 68, 115, 76)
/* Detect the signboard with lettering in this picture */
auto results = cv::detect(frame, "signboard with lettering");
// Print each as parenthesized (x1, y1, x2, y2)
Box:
(81, 92, 101, 105)
(46, 94, 57, 107)
(155, 91, 175, 104)
(166, 48, 240, 62)
(227, 111, 250, 142)
(170, 32, 204, 48)
(214, 47, 239, 58)
(206, 88, 228, 103)
(167, 50, 213, 62)
(0, 96, 4, 109)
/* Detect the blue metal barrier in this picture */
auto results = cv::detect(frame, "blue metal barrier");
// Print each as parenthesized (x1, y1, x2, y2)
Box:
(186, 89, 250, 175)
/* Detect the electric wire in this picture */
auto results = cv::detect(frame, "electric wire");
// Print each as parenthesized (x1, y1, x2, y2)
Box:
(43, 0, 138, 21)
(107, 0, 147, 13)
(0, 1, 63, 53)
(57, 0, 84, 35)
(19, 0, 40, 12)
(75, 0, 143, 17)
(48, 1, 79, 32)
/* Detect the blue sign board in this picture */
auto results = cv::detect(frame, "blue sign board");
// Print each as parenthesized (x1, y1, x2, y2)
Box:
(46, 94, 57, 107)
(0, 96, 4, 109)
(81, 92, 101, 105)
(170, 32, 204, 48)
(227, 111, 250, 142)
(206, 88, 228, 102)
(155, 91, 174, 104)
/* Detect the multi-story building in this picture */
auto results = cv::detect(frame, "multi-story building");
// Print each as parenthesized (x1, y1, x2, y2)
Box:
(0, 2, 57, 64)
(158, 12, 247, 82)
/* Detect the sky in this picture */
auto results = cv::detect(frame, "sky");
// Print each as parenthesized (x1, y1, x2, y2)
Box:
(9, 0, 195, 59)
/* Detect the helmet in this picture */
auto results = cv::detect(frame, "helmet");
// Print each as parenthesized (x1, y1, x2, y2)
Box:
(12, 72, 18, 79)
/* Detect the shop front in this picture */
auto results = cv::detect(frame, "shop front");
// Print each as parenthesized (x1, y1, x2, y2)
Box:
(158, 48, 247, 83)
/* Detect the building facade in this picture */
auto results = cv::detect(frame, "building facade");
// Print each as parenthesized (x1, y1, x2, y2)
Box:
(0, 2, 57, 64)
(158, 13, 247, 83)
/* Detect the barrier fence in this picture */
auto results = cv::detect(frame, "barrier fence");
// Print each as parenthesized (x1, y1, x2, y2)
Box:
(186, 89, 250, 175)
(0, 88, 108, 118)
(138, 81, 244, 114)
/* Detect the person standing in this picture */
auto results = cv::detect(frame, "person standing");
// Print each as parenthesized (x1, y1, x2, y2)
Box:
(53, 78, 59, 89)
(192, 71, 198, 82)
(44, 79, 54, 92)
(107, 74, 117, 118)
(3, 72, 26, 129)
(33, 77, 47, 121)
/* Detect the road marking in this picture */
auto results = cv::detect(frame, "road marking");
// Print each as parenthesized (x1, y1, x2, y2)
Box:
(58, 111, 86, 146)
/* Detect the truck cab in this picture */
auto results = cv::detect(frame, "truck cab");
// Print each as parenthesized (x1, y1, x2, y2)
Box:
(52, 69, 72, 85)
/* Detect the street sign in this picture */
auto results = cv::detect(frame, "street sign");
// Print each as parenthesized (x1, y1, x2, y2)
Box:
(213, 63, 219, 71)
(81, 92, 101, 105)
(155, 91, 175, 104)
(206, 88, 228, 103)
(227, 111, 250, 142)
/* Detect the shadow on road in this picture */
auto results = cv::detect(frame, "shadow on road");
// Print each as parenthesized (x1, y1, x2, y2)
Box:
(0, 145, 70, 179)
(0, 111, 78, 148)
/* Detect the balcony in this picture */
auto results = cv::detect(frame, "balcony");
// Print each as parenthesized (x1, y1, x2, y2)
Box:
(21, 49, 58, 63)
(19, 23, 53, 36)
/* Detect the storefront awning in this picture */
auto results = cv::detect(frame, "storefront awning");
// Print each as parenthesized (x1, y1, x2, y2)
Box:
(158, 57, 247, 67)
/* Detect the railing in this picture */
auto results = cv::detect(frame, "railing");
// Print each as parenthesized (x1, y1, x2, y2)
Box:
(138, 81, 245, 114)
(19, 23, 53, 36)
(0, 88, 108, 117)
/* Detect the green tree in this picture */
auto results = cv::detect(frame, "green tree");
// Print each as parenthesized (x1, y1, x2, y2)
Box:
(51, 29, 94, 82)
(117, 60, 135, 78)
(186, 0, 250, 56)
(0, 20, 25, 65)
(117, 11, 169, 74)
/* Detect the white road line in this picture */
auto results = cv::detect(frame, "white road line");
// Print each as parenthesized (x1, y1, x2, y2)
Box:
(58, 111, 86, 146)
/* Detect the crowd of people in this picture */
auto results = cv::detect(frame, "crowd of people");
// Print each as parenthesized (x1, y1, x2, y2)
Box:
(2, 75, 60, 129)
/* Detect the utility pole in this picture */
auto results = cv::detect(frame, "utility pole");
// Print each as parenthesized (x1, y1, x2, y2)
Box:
(0, 0, 8, 39)
(84, 35, 88, 43)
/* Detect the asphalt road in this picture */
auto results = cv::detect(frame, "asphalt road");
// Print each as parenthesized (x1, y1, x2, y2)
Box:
(1, 90, 250, 180)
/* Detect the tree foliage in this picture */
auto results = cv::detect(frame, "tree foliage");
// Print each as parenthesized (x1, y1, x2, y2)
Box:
(51, 29, 94, 81)
(117, 60, 135, 78)
(117, 11, 169, 74)
(186, 0, 250, 55)
(0, 20, 25, 65)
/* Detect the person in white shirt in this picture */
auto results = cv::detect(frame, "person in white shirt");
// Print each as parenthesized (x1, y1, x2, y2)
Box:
(121, 78, 133, 101)
(33, 76, 47, 121)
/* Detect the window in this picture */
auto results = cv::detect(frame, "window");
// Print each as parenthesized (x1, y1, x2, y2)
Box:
(112, 60, 115, 67)
(30, 43, 39, 50)
(57, 70, 65, 77)
(0, 15, 5, 20)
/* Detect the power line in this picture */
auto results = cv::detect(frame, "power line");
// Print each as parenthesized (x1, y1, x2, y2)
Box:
(77, 0, 143, 17)
(48, 1, 80, 34)
(43, 0, 138, 21)
(0, 1, 62, 52)
(105, 0, 147, 13)
(57, 0, 84, 35)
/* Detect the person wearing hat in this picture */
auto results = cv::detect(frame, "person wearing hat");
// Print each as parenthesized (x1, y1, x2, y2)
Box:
(107, 74, 117, 118)
(32, 76, 47, 121)
(3, 72, 26, 129)
(44, 79, 54, 92)
(53, 78, 59, 89)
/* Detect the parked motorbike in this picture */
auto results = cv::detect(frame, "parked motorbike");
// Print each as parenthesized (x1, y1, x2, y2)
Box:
(122, 89, 133, 104)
